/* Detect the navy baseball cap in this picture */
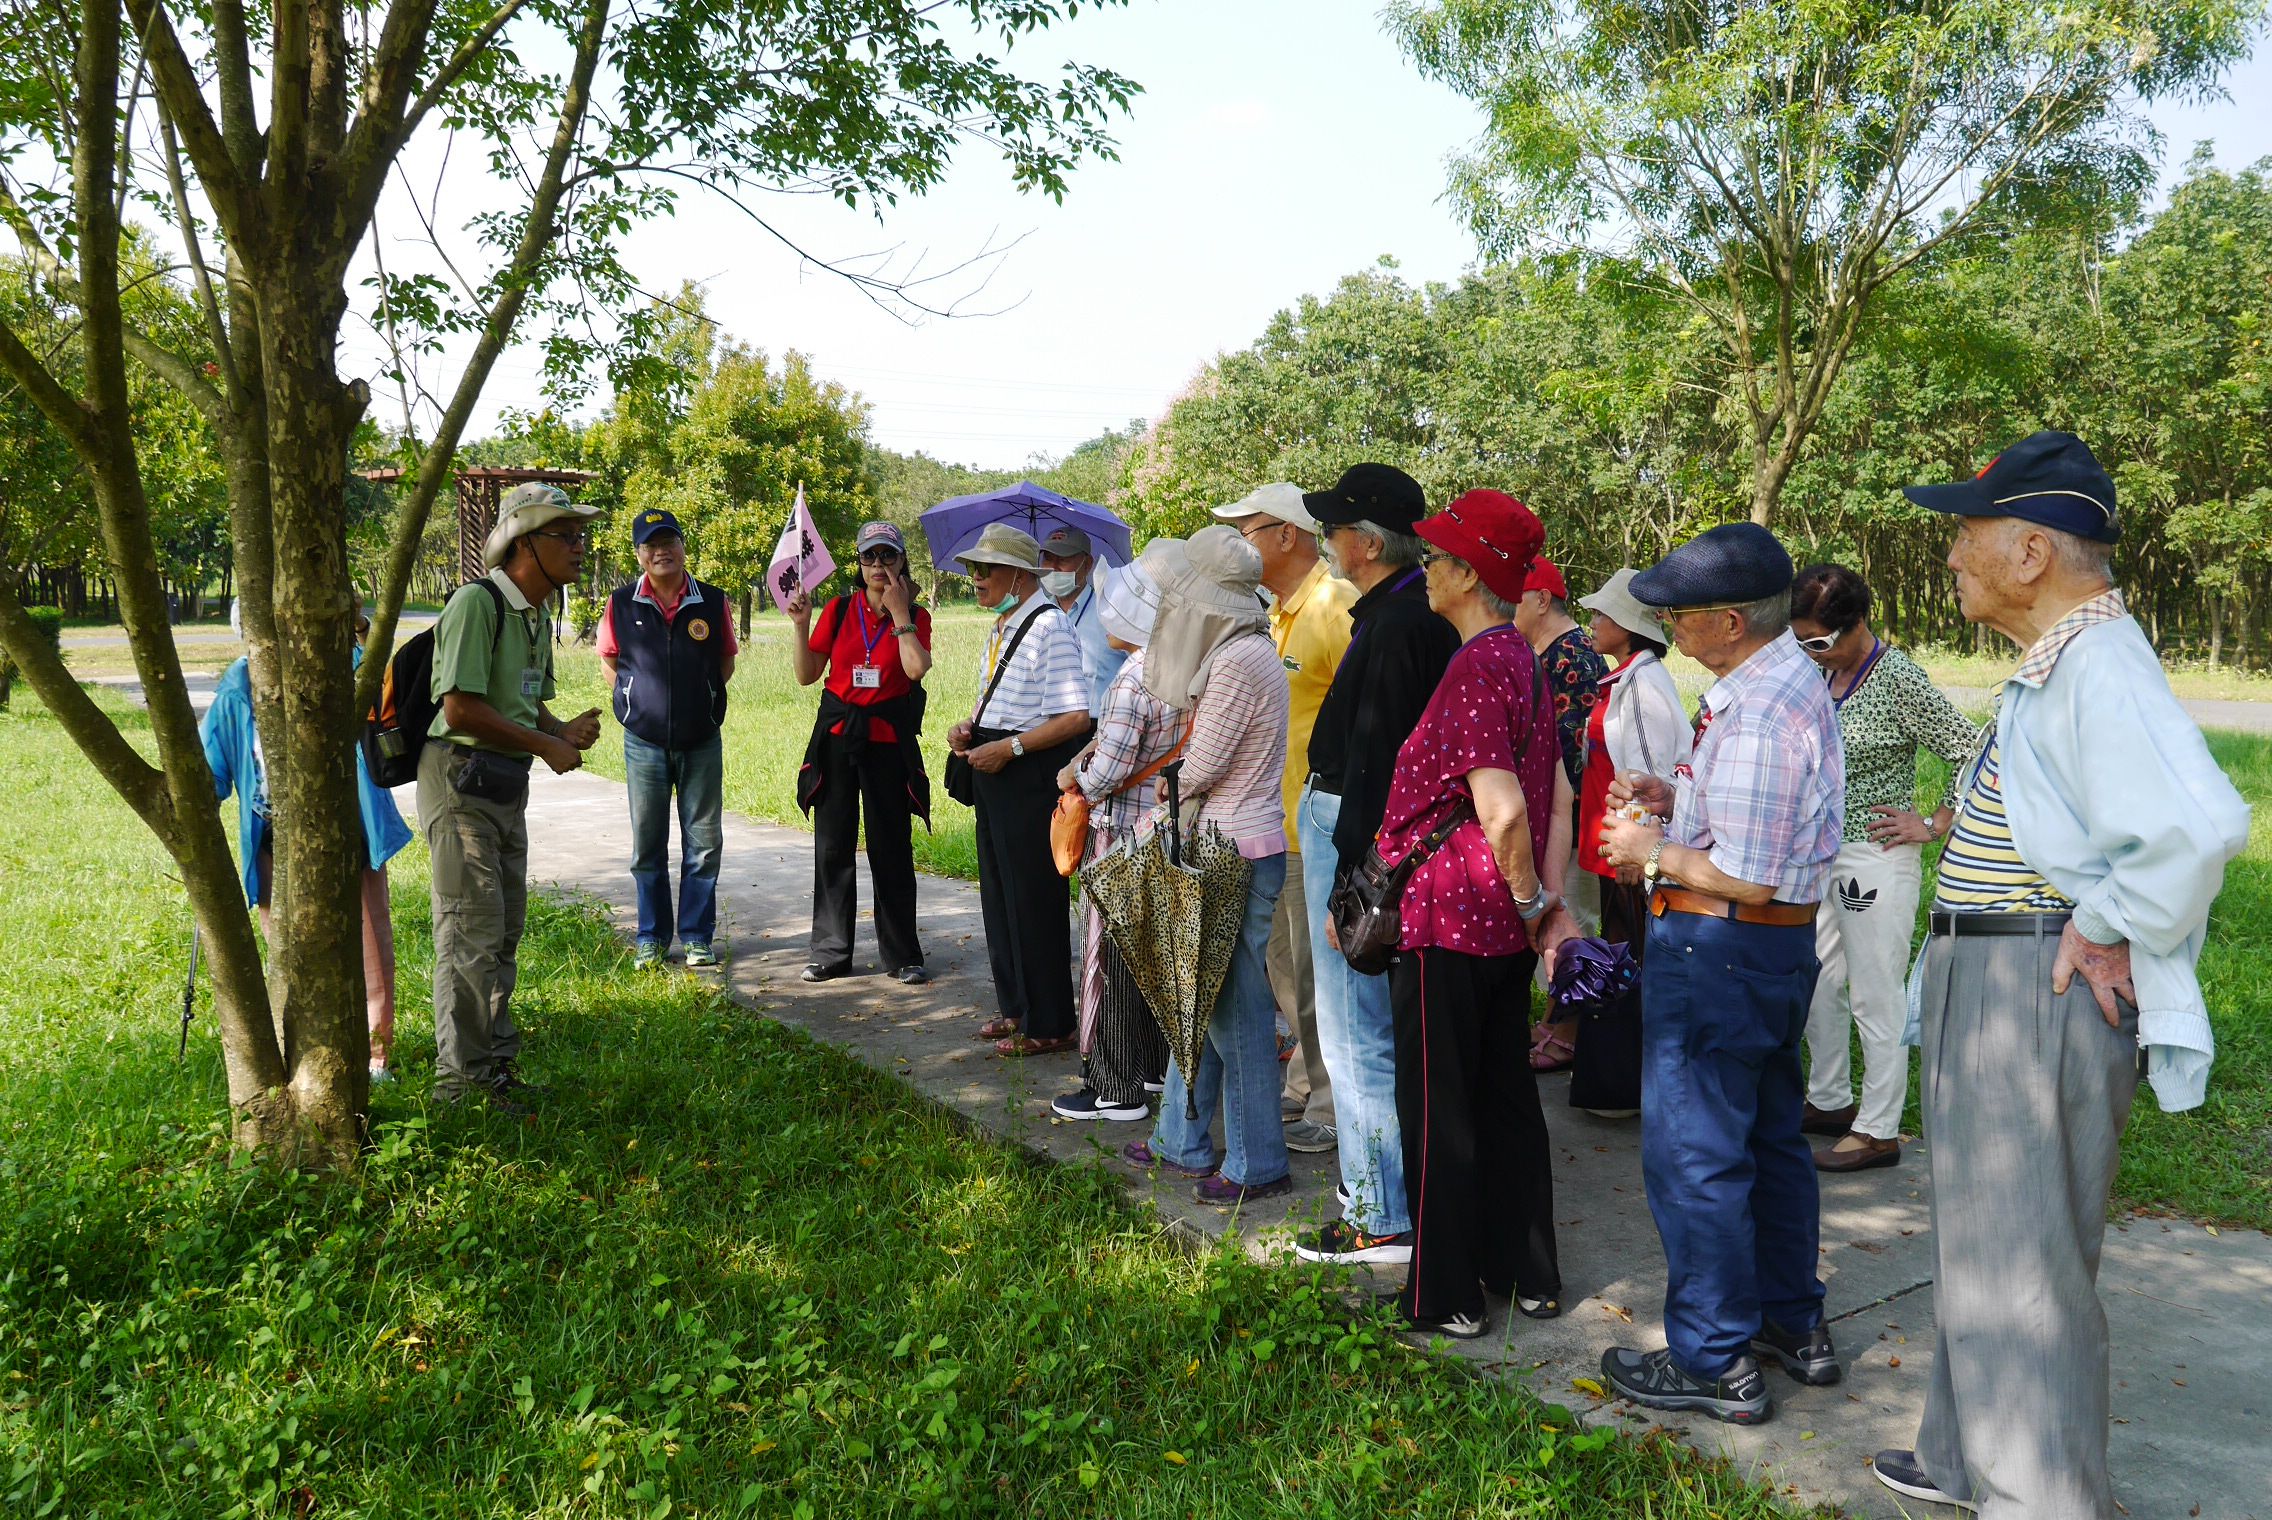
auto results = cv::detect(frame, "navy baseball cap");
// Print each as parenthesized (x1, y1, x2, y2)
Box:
(1303, 463, 1428, 533)
(1903, 431, 2119, 544)
(1629, 522, 1794, 608)
(631, 508, 683, 545)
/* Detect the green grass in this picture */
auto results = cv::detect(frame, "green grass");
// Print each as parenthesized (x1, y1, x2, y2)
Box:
(0, 690, 1813, 1520)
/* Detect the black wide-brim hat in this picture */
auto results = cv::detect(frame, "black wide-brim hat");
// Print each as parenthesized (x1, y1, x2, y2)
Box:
(1303, 462, 1427, 534)
(1901, 430, 2120, 544)
(1628, 522, 1795, 608)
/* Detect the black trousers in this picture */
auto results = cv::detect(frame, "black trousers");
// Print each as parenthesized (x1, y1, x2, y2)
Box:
(1570, 876, 1648, 1111)
(1093, 934, 1168, 1106)
(808, 737, 923, 973)
(1391, 945, 1561, 1321)
(971, 737, 1080, 1040)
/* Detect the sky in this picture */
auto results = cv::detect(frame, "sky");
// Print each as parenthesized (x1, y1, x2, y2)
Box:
(349, 0, 2272, 471)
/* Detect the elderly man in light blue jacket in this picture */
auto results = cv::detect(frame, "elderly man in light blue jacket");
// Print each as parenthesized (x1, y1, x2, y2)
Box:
(1869, 434, 2250, 1520)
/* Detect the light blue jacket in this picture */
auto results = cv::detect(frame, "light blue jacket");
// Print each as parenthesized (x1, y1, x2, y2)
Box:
(1997, 617, 2249, 1111)
(1065, 583, 1128, 718)
(200, 654, 414, 907)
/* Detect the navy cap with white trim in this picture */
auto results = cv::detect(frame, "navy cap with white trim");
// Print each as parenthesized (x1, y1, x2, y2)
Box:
(1902, 431, 2119, 545)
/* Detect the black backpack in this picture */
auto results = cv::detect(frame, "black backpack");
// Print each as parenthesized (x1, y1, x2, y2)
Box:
(362, 579, 506, 787)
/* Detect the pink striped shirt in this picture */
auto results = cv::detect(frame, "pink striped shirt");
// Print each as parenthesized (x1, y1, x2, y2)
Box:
(1174, 632, 1292, 858)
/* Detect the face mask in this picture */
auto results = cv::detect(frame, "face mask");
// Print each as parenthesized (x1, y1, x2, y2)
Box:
(1040, 570, 1078, 600)
(995, 592, 1022, 616)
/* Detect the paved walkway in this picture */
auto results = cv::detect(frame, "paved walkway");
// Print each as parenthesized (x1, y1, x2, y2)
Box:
(1943, 684, 2272, 735)
(416, 766, 2270, 1520)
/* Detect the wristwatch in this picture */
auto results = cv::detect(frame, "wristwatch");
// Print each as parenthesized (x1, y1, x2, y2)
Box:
(1010, 735, 1026, 758)
(1642, 837, 1669, 890)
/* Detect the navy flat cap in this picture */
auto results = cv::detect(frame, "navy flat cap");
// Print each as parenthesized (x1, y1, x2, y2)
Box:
(1629, 522, 1795, 608)
(1902, 430, 2119, 544)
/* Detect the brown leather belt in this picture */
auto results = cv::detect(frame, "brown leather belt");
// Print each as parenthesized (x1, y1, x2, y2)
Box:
(1653, 886, 1818, 928)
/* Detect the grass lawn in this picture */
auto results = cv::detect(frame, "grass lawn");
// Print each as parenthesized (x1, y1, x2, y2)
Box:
(0, 690, 1811, 1520)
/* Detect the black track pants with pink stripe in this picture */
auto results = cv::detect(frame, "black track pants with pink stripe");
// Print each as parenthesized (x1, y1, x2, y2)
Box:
(1391, 945, 1560, 1322)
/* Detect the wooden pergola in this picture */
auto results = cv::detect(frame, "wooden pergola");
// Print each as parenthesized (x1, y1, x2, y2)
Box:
(359, 465, 596, 583)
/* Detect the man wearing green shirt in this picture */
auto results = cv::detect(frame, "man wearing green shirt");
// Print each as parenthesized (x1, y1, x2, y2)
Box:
(418, 482, 603, 1112)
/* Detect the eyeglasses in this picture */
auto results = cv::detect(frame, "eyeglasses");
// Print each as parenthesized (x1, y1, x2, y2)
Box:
(858, 547, 902, 565)
(639, 534, 683, 551)
(1795, 629, 1843, 653)
(1418, 548, 1452, 568)
(534, 529, 589, 548)
(1661, 602, 1742, 622)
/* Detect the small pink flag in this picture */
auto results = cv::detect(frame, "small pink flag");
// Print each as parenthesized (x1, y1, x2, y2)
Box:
(766, 483, 837, 613)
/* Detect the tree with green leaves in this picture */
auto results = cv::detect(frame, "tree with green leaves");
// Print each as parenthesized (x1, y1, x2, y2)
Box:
(0, 0, 1136, 1164)
(1390, 0, 2261, 526)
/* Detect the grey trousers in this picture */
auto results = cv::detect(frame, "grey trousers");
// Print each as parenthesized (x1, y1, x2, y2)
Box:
(1268, 862, 1334, 1125)
(416, 741, 529, 1099)
(1915, 924, 2140, 1519)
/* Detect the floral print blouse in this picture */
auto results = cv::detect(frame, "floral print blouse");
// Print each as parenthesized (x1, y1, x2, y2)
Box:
(1539, 626, 1607, 789)
(1828, 643, 1982, 844)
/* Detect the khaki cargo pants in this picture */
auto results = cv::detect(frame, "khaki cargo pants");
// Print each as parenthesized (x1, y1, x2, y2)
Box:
(416, 740, 529, 1100)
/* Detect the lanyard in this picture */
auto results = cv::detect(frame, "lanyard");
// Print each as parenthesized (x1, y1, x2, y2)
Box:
(852, 594, 890, 665)
(1347, 568, 1425, 657)
(1068, 585, 1094, 628)
(1831, 638, 1886, 708)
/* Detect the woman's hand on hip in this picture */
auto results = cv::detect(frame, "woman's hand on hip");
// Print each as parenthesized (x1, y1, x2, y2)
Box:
(1865, 804, 1934, 847)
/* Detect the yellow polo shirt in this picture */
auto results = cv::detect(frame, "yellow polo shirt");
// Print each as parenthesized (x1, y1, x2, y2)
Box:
(1271, 559, 1356, 849)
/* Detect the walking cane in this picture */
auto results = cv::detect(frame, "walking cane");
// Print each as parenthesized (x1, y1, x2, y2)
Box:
(179, 922, 201, 1060)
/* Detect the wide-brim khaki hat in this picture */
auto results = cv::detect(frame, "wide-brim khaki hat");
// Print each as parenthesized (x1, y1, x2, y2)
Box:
(1577, 568, 1663, 642)
(956, 521, 1041, 574)
(483, 483, 600, 571)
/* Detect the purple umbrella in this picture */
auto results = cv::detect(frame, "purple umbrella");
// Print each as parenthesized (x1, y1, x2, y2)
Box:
(919, 481, 1134, 572)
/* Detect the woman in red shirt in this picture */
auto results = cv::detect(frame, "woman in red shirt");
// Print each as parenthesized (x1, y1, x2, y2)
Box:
(790, 521, 935, 985)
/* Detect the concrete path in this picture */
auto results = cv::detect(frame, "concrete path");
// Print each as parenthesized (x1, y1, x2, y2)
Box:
(1944, 684, 2272, 735)
(422, 766, 2270, 1520)
(61, 614, 435, 650)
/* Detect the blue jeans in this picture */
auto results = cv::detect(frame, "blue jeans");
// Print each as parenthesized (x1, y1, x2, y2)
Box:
(1151, 853, 1289, 1187)
(1640, 908, 1826, 1378)
(624, 731, 724, 947)
(1297, 782, 1409, 1236)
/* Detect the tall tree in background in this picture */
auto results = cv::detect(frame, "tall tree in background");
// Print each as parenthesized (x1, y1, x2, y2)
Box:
(1390, 0, 2261, 525)
(0, 0, 1136, 1164)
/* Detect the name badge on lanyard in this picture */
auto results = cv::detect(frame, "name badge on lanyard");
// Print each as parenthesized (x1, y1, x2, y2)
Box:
(851, 597, 889, 689)
(852, 664, 882, 690)
(521, 665, 543, 699)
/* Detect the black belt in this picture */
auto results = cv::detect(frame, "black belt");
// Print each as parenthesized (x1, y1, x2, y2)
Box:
(1929, 910, 2070, 937)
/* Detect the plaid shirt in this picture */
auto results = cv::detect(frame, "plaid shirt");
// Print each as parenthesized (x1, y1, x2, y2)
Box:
(1076, 653, 1183, 838)
(1670, 629, 1845, 902)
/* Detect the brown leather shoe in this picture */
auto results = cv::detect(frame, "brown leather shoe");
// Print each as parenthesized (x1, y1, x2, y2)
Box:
(1801, 1101, 1859, 1136)
(1815, 1135, 1901, 1172)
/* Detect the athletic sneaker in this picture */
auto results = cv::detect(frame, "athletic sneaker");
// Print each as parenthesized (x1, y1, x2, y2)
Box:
(683, 941, 721, 968)
(1871, 1450, 1977, 1512)
(1600, 1347, 1772, 1426)
(368, 1064, 397, 1086)
(1409, 1311, 1487, 1340)
(1052, 1088, 1146, 1122)
(1143, 1076, 1166, 1094)
(1752, 1319, 1842, 1386)
(1294, 1219, 1412, 1265)
(1283, 1120, 1338, 1153)
(632, 939, 665, 969)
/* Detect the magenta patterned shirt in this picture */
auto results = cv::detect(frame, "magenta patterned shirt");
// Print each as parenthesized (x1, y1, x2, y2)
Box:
(1376, 623, 1559, 957)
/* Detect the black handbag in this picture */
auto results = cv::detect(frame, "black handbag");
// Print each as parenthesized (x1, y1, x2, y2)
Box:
(1326, 802, 1472, 977)
(945, 605, 1059, 806)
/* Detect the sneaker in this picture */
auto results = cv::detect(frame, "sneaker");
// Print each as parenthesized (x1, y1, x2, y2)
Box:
(1294, 1219, 1412, 1265)
(801, 962, 849, 983)
(633, 940, 665, 969)
(1142, 1077, 1166, 1095)
(1052, 1088, 1147, 1122)
(1600, 1347, 1772, 1426)
(683, 941, 720, 968)
(1336, 1182, 1352, 1211)
(492, 1060, 548, 1098)
(1122, 1140, 1215, 1179)
(1281, 1094, 1306, 1121)
(1871, 1450, 1977, 1512)
(1409, 1310, 1488, 1340)
(1195, 1172, 1293, 1206)
(368, 1064, 397, 1086)
(1283, 1120, 1338, 1154)
(1751, 1319, 1842, 1386)
(893, 964, 930, 985)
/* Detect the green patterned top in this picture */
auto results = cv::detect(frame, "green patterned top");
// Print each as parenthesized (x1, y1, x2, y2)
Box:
(1825, 643, 1982, 844)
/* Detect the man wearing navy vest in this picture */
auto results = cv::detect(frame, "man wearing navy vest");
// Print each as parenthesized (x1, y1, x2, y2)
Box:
(598, 508, 738, 968)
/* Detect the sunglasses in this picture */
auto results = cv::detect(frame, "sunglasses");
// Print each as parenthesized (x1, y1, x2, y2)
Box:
(1795, 630, 1843, 653)
(858, 547, 903, 565)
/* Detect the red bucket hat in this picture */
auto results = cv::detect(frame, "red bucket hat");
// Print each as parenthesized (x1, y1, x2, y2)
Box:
(1415, 489, 1544, 605)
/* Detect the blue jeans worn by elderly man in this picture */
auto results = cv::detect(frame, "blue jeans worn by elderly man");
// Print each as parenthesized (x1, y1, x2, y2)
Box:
(1150, 854, 1290, 1188)
(624, 731, 724, 952)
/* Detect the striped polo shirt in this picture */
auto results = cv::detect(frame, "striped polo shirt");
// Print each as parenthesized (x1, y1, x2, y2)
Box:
(974, 596, 1090, 731)
(1932, 589, 2130, 914)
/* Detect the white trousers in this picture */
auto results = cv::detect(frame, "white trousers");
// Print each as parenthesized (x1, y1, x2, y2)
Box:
(1804, 839, 1923, 1140)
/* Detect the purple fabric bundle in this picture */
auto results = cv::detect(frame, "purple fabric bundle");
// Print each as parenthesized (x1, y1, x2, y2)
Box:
(1548, 937, 1638, 1011)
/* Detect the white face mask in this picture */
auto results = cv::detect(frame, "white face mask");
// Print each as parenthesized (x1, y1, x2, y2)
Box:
(1040, 570, 1078, 600)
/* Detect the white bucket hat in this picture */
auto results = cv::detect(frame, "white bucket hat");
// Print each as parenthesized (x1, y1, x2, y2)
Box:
(1577, 568, 1664, 643)
(1095, 559, 1162, 646)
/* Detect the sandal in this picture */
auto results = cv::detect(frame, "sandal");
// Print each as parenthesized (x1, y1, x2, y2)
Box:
(996, 1034, 1075, 1058)
(1529, 1030, 1577, 1072)
(976, 1016, 1020, 1040)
